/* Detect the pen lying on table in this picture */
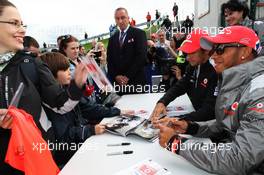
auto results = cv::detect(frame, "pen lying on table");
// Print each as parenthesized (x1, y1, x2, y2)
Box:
(107, 151, 133, 156)
(107, 142, 131, 146)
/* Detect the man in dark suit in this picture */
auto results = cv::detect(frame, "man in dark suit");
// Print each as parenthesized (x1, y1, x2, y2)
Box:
(107, 7, 147, 94)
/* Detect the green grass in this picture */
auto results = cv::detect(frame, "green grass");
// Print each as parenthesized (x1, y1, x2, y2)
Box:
(83, 24, 160, 51)
(84, 38, 109, 51)
(144, 25, 160, 38)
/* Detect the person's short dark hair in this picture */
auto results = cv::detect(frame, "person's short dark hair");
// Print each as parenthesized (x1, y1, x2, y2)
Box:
(79, 45, 84, 49)
(23, 36, 40, 49)
(115, 7, 128, 15)
(172, 34, 186, 49)
(40, 52, 70, 78)
(58, 35, 79, 56)
(0, 0, 16, 16)
(221, 0, 249, 19)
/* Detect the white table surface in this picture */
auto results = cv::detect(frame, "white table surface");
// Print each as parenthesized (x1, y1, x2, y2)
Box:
(59, 93, 211, 175)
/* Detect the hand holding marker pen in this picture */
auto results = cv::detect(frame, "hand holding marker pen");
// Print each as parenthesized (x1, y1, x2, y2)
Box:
(107, 150, 133, 156)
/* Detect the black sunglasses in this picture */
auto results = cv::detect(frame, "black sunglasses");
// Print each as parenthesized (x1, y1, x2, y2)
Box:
(213, 43, 246, 55)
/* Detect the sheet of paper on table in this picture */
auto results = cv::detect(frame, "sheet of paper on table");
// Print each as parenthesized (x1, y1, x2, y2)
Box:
(114, 159, 171, 175)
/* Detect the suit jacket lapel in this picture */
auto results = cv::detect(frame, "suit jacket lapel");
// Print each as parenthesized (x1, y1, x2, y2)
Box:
(114, 32, 120, 46)
(112, 31, 121, 52)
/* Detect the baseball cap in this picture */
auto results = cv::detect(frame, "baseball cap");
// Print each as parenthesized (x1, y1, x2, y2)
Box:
(200, 26, 262, 54)
(178, 28, 209, 54)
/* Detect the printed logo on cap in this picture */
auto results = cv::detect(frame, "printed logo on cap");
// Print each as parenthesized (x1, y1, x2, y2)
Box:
(219, 27, 232, 35)
(231, 102, 239, 111)
(240, 38, 250, 45)
(181, 39, 192, 45)
(219, 30, 225, 35)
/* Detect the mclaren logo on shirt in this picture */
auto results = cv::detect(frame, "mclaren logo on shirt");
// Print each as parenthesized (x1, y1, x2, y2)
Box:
(224, 102, 239, 116)
(231, 102, 239, 111)
(249, 103, 264, 113)
(200, 78, 208, 88)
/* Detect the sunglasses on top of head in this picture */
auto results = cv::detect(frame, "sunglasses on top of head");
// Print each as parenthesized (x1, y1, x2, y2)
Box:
(61, 35, 72, 41)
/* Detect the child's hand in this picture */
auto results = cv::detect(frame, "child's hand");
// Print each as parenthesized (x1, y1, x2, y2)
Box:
(86, 50, 95, 58)
(95, 124, 106, 135)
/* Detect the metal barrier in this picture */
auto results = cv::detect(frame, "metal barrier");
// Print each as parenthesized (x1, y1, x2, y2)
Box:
(256, 1, 264, 19)
(79, 17, 165, 45)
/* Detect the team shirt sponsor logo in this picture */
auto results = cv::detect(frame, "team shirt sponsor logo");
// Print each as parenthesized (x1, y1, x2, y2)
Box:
(231, 102, 239, 111)
(257, 103, 263, 108)
(249, 103, 264, 113)
(200, 78, 208, 88)
(203, 78, 208, 84)
(224, 102, 238, 116)
(214, 86, 219, 96)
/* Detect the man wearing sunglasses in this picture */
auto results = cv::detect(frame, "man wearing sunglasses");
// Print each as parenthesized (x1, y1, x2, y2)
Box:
(151, 28, 218, 122)
(158, 26, 264, 175)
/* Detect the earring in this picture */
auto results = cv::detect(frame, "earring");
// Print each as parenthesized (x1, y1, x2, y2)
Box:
(241, 56, 245, 60)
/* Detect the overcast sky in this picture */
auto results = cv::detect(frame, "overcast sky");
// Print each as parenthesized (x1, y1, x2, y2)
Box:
(10, 0, 194, 45)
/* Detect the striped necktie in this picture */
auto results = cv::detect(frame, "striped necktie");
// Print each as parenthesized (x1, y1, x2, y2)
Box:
(119, 31, 125, 47)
